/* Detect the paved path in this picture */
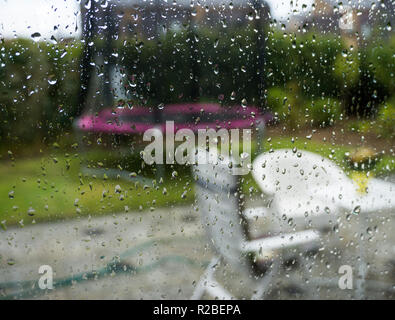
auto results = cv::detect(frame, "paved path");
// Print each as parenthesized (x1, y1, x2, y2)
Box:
(0, 201, 394, 299)
(0, 206, 210, 299)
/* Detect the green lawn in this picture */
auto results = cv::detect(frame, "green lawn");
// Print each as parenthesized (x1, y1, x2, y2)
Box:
(1, 137, 394, 227)
(0, 153, 193, 227)
(263, 136, 395, 176)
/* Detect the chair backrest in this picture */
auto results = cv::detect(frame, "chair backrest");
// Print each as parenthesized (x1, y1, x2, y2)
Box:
(252, 149, 351, 201)
(192, 148, 249, 269)
(253, 149, 395, 213)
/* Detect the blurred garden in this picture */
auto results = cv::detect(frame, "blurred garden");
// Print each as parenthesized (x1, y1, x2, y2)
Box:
(0, 26, 394, 226)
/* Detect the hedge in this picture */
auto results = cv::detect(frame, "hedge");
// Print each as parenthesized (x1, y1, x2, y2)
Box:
(0, 29, 394, 148)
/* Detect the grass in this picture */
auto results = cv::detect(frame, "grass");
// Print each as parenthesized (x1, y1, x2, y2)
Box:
(0, 153, 193, 227)
(1, 135, 394, 227)
(262, 135, 395, 176)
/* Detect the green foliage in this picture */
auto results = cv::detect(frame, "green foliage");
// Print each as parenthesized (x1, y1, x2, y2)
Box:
(347, 119, 373, 134)
(307, 97, 342, 127)
(333, 51, 360, 89)
(0, 30, 394, 147)
(266, 32, 344, 98)
(346, 96, 395, 138)
(266, 85, 305, 129)
(267, 87, 289, 113)
(0, 39, 81, 150)
(352, 36, 395, 116)
(376, 98, 395, 138)
(119, 28, 347, 107)
(365, 36, 395, 94)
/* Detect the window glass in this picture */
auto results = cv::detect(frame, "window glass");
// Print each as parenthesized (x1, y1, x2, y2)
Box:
(0, 0, 394, 300)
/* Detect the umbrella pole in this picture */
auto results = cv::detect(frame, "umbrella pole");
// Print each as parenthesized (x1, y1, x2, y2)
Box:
(253, 0, 268, 156)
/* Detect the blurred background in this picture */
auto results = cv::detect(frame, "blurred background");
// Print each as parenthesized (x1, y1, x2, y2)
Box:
(0, 0, 394, 299)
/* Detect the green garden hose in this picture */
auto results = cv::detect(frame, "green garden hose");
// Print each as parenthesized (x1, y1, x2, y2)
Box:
(0, 237, 209, 300)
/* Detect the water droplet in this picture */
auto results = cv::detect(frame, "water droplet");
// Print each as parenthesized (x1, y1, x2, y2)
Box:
(241, 98, 247, 108)
(100, 0, 108, 8)
(84, 0, 91, 9)
(7, 259, 15, 266)
(213, 65, 219, 75)
(214, 39, 219, 48)
(324, 207, 331, 214)
(48, 75, 57, 85)
(240, 152, 249, 160)
(352, 205, 361, 215)
(31, 32, 41, 42)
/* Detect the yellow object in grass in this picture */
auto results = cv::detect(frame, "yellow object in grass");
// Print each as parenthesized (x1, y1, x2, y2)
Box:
(350, 171, 372, 194)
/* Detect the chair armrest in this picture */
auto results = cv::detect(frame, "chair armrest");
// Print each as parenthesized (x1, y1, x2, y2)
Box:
(272, 196, 338, 231)
(241, 230, 320, 253)
(243, 206, 269, 220)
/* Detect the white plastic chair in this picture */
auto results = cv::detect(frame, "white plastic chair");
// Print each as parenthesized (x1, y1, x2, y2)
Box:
(191, 148, 320, 300)
(252, 148, 395, 298)
(252, 149, 394, 230)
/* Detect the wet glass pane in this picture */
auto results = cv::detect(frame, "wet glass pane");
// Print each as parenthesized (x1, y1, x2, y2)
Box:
(0, 0, 394, 301)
